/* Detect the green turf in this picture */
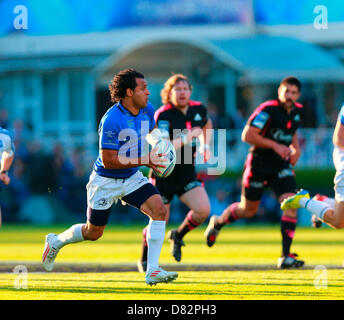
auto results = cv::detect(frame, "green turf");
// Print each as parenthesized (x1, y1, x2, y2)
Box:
(0, 224, 344, 299)
(0, 270, 343, 300)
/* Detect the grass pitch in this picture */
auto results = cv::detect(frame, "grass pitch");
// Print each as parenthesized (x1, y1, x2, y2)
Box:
(0, 224, 344, 300)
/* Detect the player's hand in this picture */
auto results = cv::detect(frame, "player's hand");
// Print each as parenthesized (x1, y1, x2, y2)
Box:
(288, 145, 301, 166)
(0, 172, 10, 185)
(184, 127, 203, 144)
(273, 143, 292, 161)
(147, 147, 168, 171)
(198, 144, 212, 162)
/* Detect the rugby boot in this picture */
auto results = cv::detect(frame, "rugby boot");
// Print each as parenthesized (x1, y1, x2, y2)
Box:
(277, 253, 304, 269)
(42, 233, 60, 271)
(204, 215, 220, 247)
(281, 189, 310, 210)
(167, 229, 185, 262)
(145, 267, 178, 286)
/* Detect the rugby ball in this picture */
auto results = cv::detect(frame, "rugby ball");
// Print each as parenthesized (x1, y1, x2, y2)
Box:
(152, 139, 176, 178)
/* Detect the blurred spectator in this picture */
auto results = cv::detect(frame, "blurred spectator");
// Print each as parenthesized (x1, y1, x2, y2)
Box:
(300, 84, 317, 128)
(25, 141, 57, 194)
(5, 158, 31, 221)
(0, 108, 9, 129)
(11, 119, 30, 161)
(12, 119, 31, 143)
(254, 190, 281, 223)
(55, 145, 88, 215)
(209, 188, 230, 215)
(207, 102, 220, 129)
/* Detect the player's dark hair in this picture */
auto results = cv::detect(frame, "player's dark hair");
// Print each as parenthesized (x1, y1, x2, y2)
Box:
(280, 76, 301, 91)
(109, 68, 145, 103)
(161, 73, 193, 105)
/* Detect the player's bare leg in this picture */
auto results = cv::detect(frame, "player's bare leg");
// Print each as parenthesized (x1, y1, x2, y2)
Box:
(140, 194, 178, 285)
(278, 192, 304, 269)
(205, 196, 259, 247)
(281, 190, 344, 229)
(321, 201, 344, 228)
(218, 196, 260, 222)
(307, 200, 344, 229)
(168, 187, 210, 262)
(42, 205, 110, 271)
(82, 222, 106, 240)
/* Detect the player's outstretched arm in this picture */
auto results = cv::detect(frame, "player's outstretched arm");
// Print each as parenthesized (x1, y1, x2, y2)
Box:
(100, 149, 167, 172)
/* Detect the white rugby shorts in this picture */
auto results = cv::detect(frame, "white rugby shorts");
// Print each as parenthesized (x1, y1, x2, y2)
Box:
(86, 170, 150, 210)
(333, 146, 344, 202)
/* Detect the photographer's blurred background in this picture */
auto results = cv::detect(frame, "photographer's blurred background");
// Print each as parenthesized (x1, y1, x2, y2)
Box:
(0, 0, 343, 225)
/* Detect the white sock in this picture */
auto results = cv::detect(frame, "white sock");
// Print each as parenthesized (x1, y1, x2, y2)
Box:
(146, 220, 166, 273)
(300, 199, 330, 221)
(322, 197, 336, 209)
(54, 223, 85, 250)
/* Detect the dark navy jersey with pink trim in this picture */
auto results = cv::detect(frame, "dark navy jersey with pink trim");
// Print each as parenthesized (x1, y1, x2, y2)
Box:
(153, 100, 208, 183)
(247, 99, 303, 166)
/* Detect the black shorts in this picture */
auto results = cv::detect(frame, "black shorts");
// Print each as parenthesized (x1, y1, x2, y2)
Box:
(242, 154, 297, 201)
(152, 177, 203, 204)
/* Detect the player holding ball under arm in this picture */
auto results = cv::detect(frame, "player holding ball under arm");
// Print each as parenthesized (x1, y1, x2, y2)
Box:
(138, 74, 212, 272)
(42, 68, 178, 286)
(204, 76, 305, 269)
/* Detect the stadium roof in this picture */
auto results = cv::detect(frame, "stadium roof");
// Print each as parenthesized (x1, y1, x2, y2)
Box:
(1, 29, 344, 84)
(97, 34, 344, 84)
(208, 35, 344, 83)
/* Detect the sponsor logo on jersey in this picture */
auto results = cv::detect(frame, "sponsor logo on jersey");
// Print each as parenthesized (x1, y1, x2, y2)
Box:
(194, 113, 202, 121)
(127, 119, 135, 129)
(249, 181, 264, 188)
(271, 129, 292, 144)
(158, 120, 170, 131)
(252, 111, 269, 129)
(278, 168, 294, 179)
(97, 198, 109, 207)
(105, 130, 116, 138)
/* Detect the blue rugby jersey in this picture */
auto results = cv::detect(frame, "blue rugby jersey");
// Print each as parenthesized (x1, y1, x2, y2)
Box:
(0, 127, 14, 157)
(93, 102, 155, 178)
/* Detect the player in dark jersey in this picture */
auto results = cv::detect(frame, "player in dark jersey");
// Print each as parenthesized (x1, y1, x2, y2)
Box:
(138, 74, 212, 271)
(204, 76, 305, 269)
